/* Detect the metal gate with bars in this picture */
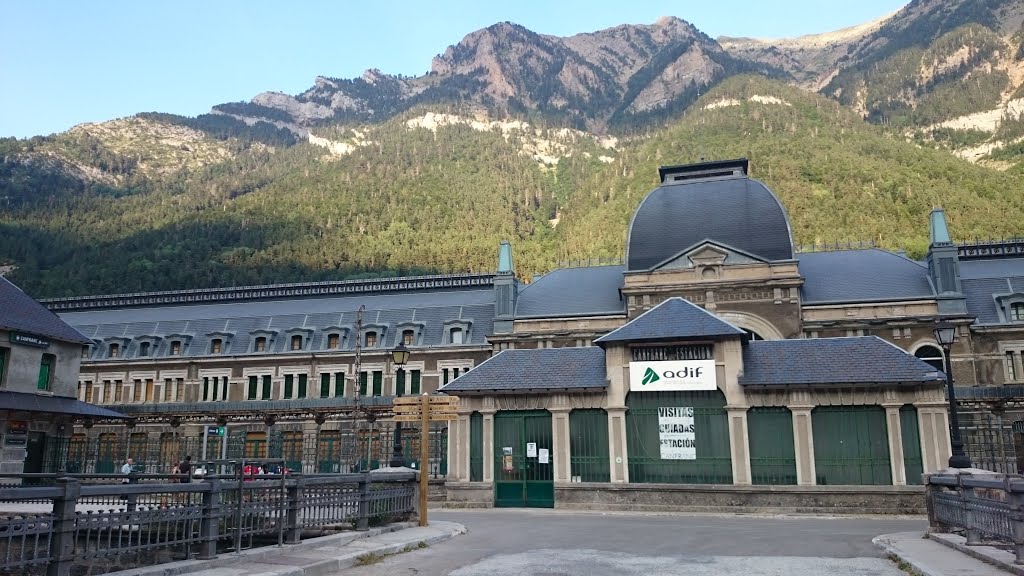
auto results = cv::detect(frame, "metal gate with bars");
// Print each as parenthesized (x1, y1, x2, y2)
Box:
(48, 423, 449, 477)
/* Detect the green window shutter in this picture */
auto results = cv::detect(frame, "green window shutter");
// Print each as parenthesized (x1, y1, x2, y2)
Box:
(284, 374, 294, 399)
(901, 405, 924, 485)
(395, 370, 406, 396)
(202, 377, 209, 401)
(37, 355, 53, 391)
(453, 368, 460, 379)
(262, 375, 272, 400)
(443, 369, 449, 385)
(372, 371, 382, 396)
(335, 372, 345, 397)
(569, 409, 610, 482)
(248, 376, 258, 400)
(212, 378, 219, 401)
(359, 372, 367, 396)
(411, 370, 421, 395)
(320, 373, 330, 398)
(298, 374, 307, 398)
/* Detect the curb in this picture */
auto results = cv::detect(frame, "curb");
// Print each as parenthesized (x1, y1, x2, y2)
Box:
(927, 532, 1024, 576)
(107, 521, 466, 576)
(873, 534, 940, 576)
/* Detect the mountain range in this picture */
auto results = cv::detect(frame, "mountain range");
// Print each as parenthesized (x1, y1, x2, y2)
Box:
(4, 0, 1024, 298)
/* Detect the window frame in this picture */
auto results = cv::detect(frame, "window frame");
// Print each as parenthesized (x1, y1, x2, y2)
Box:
(37, 353, 55, 391)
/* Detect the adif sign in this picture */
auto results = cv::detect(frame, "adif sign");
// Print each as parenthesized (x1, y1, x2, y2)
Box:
(628, 360, 716, 392)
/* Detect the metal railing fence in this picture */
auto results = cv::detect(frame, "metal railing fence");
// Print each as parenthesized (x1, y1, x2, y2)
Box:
(926, 472, 1024, 564)
(48, 424, 448, 478)
(0, 467, 416, 576)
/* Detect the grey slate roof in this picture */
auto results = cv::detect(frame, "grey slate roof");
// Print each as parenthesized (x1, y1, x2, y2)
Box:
(515, 265, 625, 318)
(958, 258, 1024, 325)
(439, 347, 606, 393)
(0, 390, 128, 419)
(0, 277, 91, 344)
(594, 297, 744, 345)
(739, 337, 945, 387)
(626, 175, 794, 271)
(960, 258, 1024, 280)
(61, 287, 496, 358)
(798, 249, 934, 304)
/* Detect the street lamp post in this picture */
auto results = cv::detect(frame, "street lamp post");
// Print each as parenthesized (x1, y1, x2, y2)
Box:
(933, 320, 973, 469)
(389, 343, 411, 468)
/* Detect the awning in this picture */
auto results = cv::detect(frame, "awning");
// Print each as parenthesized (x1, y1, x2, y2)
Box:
(0, 390, 129, 419)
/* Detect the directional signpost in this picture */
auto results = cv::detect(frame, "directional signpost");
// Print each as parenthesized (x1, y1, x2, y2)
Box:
(392, 393, 459, 526)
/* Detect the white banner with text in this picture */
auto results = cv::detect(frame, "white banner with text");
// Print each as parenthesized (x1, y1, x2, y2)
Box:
(628, 359, 716, 392)
(658, 407, 696, 460)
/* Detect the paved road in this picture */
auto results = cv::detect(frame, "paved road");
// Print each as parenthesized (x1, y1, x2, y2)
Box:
(344, 509, 926, 575)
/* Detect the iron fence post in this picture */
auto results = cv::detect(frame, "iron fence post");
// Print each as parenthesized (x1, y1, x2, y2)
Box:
(1009, 479, 1024, 565)
(198, 478, 221, 560)
(356, 474, 370, 531)
(46, 477, 79, 576)
(126, 471, 138, 512)
(286, 477, 302, 544)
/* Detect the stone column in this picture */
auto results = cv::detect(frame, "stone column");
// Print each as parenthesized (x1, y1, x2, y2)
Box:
(915, 402, 952, 473)
(883, 404, 906, 486)
(607, 408, 629, 483)
(788, 403, 816, 486)
(448, 412, 471, 482)
(550, 407, 572, 483)
(481, 409, 496, 483)
(726, 406, 752, 485)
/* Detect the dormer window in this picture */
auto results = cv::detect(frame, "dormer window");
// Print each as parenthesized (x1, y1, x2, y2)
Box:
(402, 330, 414, 346)
(139, 342, 151, 357)
(170, 341, 181, 356)
(291, 335, 303, 351)
(365, 332, 377, 348)
(109, 343, 120, 358)
(254, 337, 267, 352)
(82, 345, 93, 359)
(327, 333, 340, 349)
(443, 321, 472, 345)
(1013, 303, 1024, 321)
(211, 339, 223, 354)
(450, 328, 463, 345)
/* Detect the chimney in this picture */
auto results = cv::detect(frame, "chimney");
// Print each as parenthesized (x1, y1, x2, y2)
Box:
(493, 241, 517, 333)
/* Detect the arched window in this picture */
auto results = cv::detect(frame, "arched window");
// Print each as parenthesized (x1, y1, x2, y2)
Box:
(450, 328, 464, 345)
(210, 339, 223, 354)
(743, 329, 764, 341)
(327, 333, 340, 349)
(291, 335, 303, 351)
(254, 337, 267, 352)
(915, 345, 944, 371)
(139, 342, 150, 357)
(402, 330, 415, 346)
(108, 343, 120, 358)
(170, 340, 182, 356)
(365, 332, 377, 348)
(1012, 303, 1024, 321)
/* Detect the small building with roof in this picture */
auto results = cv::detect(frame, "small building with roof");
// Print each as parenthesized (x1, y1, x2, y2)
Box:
(0, 277, 126, 475)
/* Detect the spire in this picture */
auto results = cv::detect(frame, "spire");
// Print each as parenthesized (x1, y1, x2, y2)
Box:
(498, 240, 513, 274)
(930, 208, 951, 246)
(493, 241, 517, 333)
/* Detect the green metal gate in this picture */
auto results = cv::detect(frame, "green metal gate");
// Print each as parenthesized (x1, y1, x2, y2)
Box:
(812, 406, 892, 485)
(470, 412, 483, 482)
(569, 409, 610, 482)
(494, 411, 553, 508)
(625, 390, 732, 484)
(901, 405, 924, 485)
(747, 407, 797, 485)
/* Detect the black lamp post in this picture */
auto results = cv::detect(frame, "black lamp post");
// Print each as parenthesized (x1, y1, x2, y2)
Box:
(933, 320, 972, 469)
(389, 343, 410, 467)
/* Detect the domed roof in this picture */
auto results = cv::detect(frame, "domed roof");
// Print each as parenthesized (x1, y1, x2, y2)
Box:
(626, 161, 794, 271)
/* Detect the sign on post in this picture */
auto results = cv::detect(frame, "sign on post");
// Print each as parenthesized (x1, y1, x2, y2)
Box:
(392, 394, 460, 527)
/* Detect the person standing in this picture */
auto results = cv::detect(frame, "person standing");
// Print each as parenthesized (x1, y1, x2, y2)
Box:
(121, 458, 135, 478)
(178, 455, 192, 484)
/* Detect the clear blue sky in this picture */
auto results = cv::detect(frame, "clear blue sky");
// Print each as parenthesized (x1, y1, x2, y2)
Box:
(0, 1, 908, 138)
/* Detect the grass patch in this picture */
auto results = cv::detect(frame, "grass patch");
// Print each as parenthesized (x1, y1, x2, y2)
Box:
(354, 552, 385, 566)
(887, 553, 924, 576)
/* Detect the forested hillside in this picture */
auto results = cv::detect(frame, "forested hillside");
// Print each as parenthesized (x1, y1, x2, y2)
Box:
(3, 76, 1024, 298)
